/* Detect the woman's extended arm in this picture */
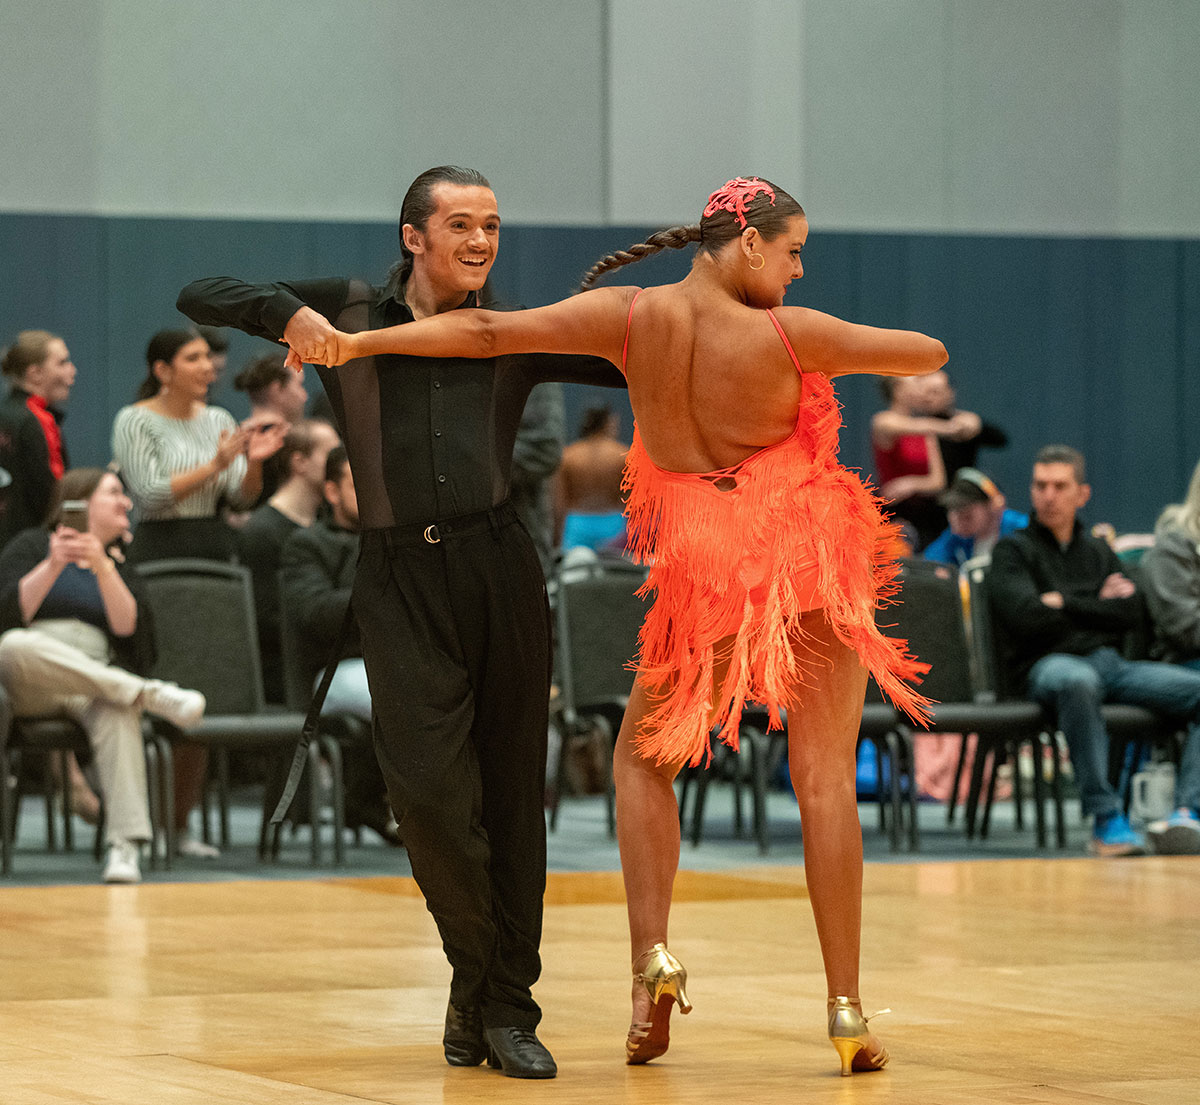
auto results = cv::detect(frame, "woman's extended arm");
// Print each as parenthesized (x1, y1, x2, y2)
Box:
(286, 287, 635, 369)
(777, 306, 947, 379)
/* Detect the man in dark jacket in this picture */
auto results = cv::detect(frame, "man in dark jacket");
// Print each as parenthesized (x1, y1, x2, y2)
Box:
(988, 445, 1200, 856)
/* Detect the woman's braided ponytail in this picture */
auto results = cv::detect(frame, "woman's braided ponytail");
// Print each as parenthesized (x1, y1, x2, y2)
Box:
(579, 225, 701, 291)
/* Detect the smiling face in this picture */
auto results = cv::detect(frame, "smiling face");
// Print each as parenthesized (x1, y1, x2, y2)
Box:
(743, 214, 808, 308)
(403, 182, 499, 297)
(156, 338, 214, 402)
(86, 473, 133, 545)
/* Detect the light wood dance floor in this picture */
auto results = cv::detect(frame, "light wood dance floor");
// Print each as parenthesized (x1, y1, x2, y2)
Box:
(2, 858, 1199, 1104)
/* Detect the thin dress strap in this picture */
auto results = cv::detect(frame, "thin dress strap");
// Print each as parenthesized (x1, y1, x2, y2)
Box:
(622, 289, 644, 373)
(765, 309, 803, 374)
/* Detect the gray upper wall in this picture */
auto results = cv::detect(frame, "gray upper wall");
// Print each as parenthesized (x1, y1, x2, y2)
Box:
(3, 0, 1198, 235)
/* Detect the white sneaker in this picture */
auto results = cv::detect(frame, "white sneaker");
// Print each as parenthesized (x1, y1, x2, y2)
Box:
(141, 680, 206, 730)
(176, 832, 220, 859)
(103, 840, 142, 884)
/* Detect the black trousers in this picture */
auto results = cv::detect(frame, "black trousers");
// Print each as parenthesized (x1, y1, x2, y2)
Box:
(354, 503, 551, 1029)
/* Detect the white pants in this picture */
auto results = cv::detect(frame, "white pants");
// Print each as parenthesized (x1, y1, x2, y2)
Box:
(0, 620, 152, 844)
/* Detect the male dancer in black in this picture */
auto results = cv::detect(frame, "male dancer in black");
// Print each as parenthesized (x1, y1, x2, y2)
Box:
(178, 166, 623, 1079)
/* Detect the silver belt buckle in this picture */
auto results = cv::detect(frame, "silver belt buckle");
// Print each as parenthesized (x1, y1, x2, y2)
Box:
(423, 524, 441, 544)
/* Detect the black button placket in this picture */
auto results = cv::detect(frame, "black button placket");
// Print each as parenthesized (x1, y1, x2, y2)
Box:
(430, 374, 450, 509)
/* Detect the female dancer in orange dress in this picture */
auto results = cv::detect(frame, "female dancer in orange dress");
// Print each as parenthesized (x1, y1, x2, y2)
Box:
(287, 178, 947, 1075)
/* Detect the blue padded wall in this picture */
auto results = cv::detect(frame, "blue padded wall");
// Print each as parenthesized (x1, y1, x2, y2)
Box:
(3, 211, 1196, 533)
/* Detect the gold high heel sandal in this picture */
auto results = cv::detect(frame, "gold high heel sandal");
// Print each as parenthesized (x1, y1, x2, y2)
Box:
(625, 943, 693, 1065)
(827, 995, 890, 1077)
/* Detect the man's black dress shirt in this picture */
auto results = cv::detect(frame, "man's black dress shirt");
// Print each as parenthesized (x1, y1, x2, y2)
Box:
(177, 277, 624, 530)
(987, 518, 1143, 686)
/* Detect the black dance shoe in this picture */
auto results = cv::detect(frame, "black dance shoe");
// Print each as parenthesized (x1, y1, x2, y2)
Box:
(443, 1001, 485, 1066)
(483, 1026, 557, 1079)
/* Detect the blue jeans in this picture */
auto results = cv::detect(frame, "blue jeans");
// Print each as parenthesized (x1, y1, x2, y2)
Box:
(1026, 648, 1200, 817)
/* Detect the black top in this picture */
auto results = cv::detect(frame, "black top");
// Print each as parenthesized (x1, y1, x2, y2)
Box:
(937, 415, 1008, 481)
(0, 528, 156, 675)
(280, 519, 360, 663)
(0, 385, 69, 550)
(987, 518, 1143, 685)
(177, 277, 625, 530)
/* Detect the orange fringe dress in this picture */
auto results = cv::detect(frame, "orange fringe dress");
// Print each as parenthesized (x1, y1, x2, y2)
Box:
(620, 296, 931, 767)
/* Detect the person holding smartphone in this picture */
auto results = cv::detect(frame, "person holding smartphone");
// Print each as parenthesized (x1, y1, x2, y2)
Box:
(0, 468, 207, 883)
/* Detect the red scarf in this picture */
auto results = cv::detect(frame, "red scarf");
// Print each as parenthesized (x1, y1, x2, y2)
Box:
(26, 394, 64, 479)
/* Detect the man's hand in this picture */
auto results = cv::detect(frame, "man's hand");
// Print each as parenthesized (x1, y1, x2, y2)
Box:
(281, 307, 355, 370)
(1099, 572, 1135, 600)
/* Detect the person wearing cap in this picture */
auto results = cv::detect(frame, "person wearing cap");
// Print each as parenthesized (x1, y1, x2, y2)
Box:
(176, 165, 623, 1079)
(923, 468, 1028, 566)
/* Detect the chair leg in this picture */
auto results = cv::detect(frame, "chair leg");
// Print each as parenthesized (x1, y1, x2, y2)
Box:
(1050, 732, 1067, 848)
(964, 740, 991, 839)
(1030, 734, 1047, 849)
(947, 734, 972, 826)
(743, 727, 770, 855)
(1, 747, 15, 876)
(42, 755, 58, 852)
(895, 728, 920, 852)
(157, 737, 176, 870)
(322, 736, 345, 867)
(307, 741, 322, 866)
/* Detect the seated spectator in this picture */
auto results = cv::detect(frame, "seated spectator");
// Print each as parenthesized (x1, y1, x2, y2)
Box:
(113, 328, 284, 857)
(555, 406, 628, 552)
(920, 369, 1009, 480)
(233, 350, 309, 427)
(232, 351, 309, 508)
(923, 468, 1028, 566)
(1143, 456, 1200, 670)
(238, 419, 340, 703)
(987, 445, 1200, 856)
(0, 330, 77, 550)
(279, 447, 397, 844)
(0, 468, 206, 883)
(510, 382, 565, 577)
(870, 376, 947, 550)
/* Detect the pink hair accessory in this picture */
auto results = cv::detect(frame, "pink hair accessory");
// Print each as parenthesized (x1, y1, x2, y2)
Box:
(702, 177, 776, 228)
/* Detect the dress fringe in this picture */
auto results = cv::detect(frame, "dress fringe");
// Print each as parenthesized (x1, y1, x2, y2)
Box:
(623, 371, 931, 767)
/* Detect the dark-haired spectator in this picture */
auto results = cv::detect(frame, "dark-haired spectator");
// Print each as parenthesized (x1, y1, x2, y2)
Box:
(0, 331, 76, 549)
(0, 468, 206, 882)
(233, 350, 308, 426)
(555, 405, 628, 551)
(923, 468, 1028, 567)
(112, 329, 286, 565)
(239, 419, 340, 702)
(279, 446, 396, 843)
(112, 328, 285, 856)
(988, 445, 1200, 856)
(510, 383, 565, 577)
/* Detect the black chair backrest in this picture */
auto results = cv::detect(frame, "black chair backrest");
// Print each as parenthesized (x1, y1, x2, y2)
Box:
(554, 562, 647, 714)
(137, 559, 266, 715)
(277, 588, 322, 712)
(961, 555, 1009, 699)
(885, 558, 973, 704)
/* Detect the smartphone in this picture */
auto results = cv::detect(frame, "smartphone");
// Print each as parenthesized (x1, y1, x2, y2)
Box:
(60, 499, 89, 531)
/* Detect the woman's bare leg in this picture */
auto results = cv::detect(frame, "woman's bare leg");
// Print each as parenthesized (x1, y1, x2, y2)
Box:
(785, 611, 884, 1058)
(615, 640, 735, 1053)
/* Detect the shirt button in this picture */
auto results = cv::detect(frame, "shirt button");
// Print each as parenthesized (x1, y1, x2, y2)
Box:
(438, 475, 446, 483)
(434, 430, 442, 437)
(433, 381, 441, 389)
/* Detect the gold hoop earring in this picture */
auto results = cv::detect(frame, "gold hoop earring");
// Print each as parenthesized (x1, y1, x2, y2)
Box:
(748, 252, 765, 271)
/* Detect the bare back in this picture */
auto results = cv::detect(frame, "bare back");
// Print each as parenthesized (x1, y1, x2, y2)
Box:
(558, 436, 628, 512)
(621, 285, 806, 473)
